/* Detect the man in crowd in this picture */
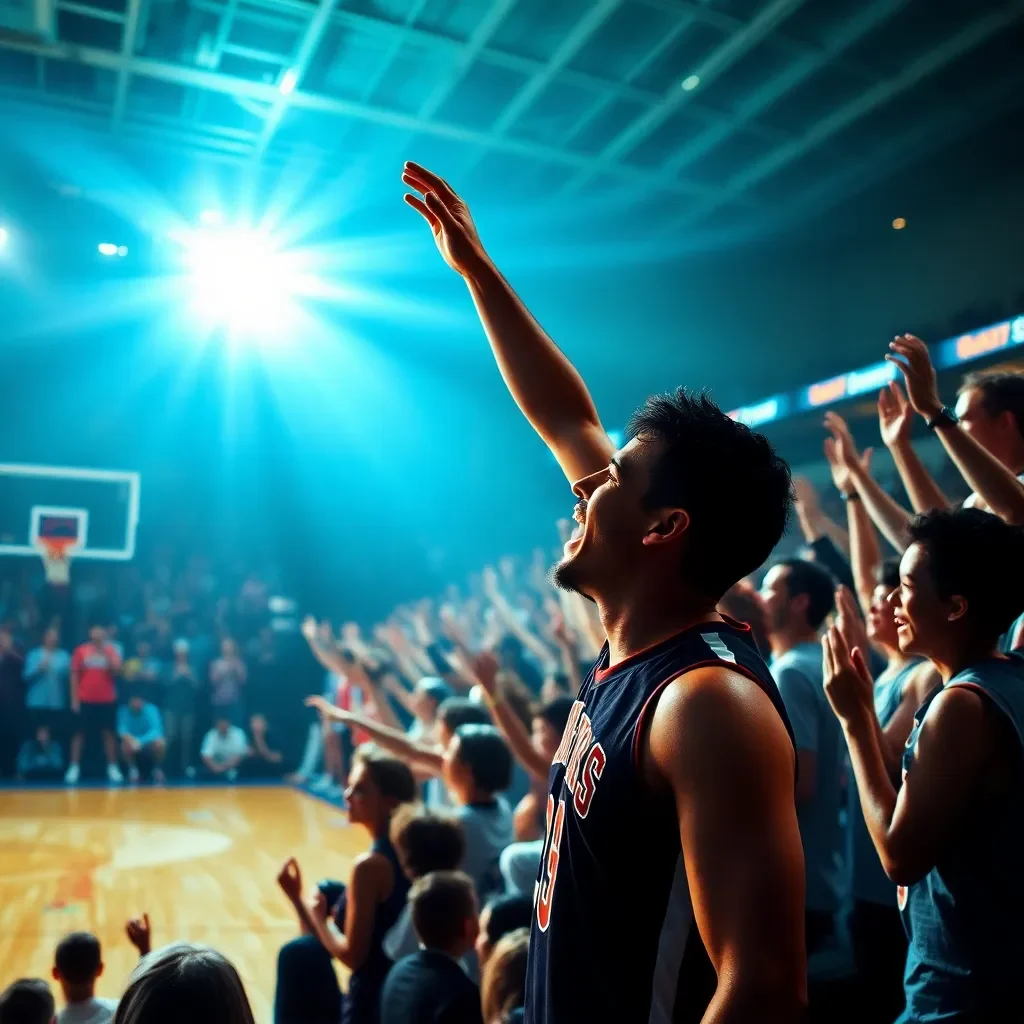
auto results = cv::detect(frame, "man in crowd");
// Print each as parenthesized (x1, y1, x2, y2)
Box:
(67, 625, 122, 785)
(0, 979, 55, 1024)
(16, 725, 63, 781)
(51, 932, 117, 1024)
(0, 626, 25, 778)
(760, 559, 847, 954)
(200, 715, 250, 781)
(24, 627, 70, 743)
(208, 637, 247, 726)
(825, 507, 1024, 1020)
(116, 693, 166, 784)
(380, 871, 484, 1024)
(402, 161, 805, 1023)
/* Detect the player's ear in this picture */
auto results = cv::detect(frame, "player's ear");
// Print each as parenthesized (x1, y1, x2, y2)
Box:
(642, 508, 690, 547)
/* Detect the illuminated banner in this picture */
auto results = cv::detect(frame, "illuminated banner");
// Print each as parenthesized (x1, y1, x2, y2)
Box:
(724, 314, 1022, 429)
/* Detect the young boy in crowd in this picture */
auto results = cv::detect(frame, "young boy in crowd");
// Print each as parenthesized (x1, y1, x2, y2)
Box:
(384, 803, 467, 962)
(380, 871, 483, 1024)
(51, 933, 117, 1024)
(0, 979, 55, 1024)
(308, 696, 514, 906)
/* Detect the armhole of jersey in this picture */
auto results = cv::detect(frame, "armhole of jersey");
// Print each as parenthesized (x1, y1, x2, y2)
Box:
(630, 659, 777, 777)
(947, 679, 1024, 749)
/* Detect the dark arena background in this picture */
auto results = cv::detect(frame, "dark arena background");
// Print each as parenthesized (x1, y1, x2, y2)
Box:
(1, 1, 1023, 1022)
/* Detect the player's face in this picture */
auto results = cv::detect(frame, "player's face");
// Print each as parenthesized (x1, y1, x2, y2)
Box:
(89, 626, 105, 645)
(344, 760, 380, 828)
(552, 438, 665, 599)
(890, 543, 950, 658)
(867, 582, 900, 648)
(955, 388, 1004, 458)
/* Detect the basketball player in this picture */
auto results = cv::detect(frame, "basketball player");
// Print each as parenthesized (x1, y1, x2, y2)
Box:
(403, 162, 806, 1023)
(824, 507, 1024, 1020)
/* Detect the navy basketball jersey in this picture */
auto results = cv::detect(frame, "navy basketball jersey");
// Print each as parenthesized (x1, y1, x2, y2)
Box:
(898, 654, 1024, 1021)
(525, 617, 795, 1024)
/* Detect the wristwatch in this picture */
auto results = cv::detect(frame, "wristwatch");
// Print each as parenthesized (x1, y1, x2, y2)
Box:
(925, 406, 960, 430)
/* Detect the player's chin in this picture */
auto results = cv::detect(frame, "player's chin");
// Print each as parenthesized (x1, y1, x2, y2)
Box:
(551, 550, 596, 600)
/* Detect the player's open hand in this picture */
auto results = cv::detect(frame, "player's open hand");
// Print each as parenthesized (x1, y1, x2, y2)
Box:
(402, 162, 487, 276)
(822, 624, 874, 727)
(304, 695, 348, 723)
(885, 334, 942, 420)
(125, 913, 152, 956)
(878, 379, 914, 448)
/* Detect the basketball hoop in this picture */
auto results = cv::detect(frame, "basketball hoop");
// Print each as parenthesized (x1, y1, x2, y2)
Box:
(39, 536, 76, 586)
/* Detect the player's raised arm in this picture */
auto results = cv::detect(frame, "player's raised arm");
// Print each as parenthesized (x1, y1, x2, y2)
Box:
(402, 161, 614, 483)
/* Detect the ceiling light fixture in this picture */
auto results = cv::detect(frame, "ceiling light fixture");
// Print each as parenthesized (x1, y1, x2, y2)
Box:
(892, 217, 907, 230)
(681, 75, 701, 91)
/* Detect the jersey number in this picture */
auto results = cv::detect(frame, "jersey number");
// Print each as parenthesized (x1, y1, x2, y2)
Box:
(536, 794, 565, 932)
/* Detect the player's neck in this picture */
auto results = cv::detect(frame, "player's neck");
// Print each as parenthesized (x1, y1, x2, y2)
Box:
(598, 590, 719, 667)
(63, 983, 95, 1004)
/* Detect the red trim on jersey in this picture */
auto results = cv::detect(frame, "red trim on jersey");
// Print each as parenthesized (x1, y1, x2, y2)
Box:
(629, 659, 780, 776)
(594, 616, 751, 684)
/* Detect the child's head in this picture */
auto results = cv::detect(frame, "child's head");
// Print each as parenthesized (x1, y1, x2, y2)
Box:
(389, 803, 466, 881)
(409, 871, 479, 957)
(442, 725, 512, 802)
(436, 697, 491, 748)
(411, 679, 454, 725)
(35, 726, 51, 746)
(477, 894, 533, 971)
(52, 932, 103, 1000)
(0, 979, 54, 1024)
(531, 696, 575, 762)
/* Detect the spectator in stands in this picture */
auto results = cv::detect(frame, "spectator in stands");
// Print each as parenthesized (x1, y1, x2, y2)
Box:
(164, 640, 198, 779)
(113, 943, 256, 1024)
(244, 626, 282, 768)
(209, 637, 246, 726)
(760, 558, 845, 954)
(825, 507, 1024, 1021)
(309, 698, 514, 907)
(383, 803, 466, 963)
(17, 725, 63, 781)
(0, 979, 55, 1024)
(380, 871, 483, 1024)
(24, 626, 70, 739)
(480, 928, 528, 1024)
(121, 639, 164, 708)
(200, 716, 249, 781)
(274, 746, 417, 1024)
(0, 625, 26, 779)
(117, 694, 166, 784)
(475, 895, 532, 975)
(67, 626, 122, 785)
(51, 932, 117, 1024)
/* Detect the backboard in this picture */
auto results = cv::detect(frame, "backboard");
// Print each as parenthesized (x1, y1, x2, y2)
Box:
(0, 463, 140, 561)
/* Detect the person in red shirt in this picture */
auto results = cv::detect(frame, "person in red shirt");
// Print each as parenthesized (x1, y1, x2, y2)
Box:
(66, 624, 123, 785)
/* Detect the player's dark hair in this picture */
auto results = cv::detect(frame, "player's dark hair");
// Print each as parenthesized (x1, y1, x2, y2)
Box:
(389, 803, 466, 880)
(0, 979, 55, 1024)
(626, 388, 793, 600)
(55, 932, 102, 984)
(534, 696, 575, 735)
(438, 697, 491, 734)
(453, 724, 513, 793)
(959, 371, 1024, 440)
(113, 943, 255, 1024)
(875, 559, 902, 592)
(351, 745, 418, 805)
(907, 508, 1024, 640)
(482, 894, 533, 946)
(409, 871, 477, 951)
(774, 558, 836, 630)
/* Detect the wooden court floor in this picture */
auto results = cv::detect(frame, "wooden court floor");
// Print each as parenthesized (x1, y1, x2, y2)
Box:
(0, 785, 365, 1023)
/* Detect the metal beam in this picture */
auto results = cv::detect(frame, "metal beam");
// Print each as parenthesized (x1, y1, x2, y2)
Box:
(661, 1, 1024, 232)
(659, 0, 906, 179)
(559, 0, 810, 195)
(111, 0, 143, 126)
(356, 0, 433, 104)
(415, 0, 518, 120)
(0, 35, 721, 197)
(252, 0, 341, 158)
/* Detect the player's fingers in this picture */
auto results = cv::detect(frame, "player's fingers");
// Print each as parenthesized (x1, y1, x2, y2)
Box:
(822, 633, 835, 679)
(403, 193, 440, 229)
(404, 162, 457, 203)
(143, 913, 150, 928)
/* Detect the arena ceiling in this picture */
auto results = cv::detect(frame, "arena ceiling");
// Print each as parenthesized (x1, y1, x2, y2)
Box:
(0, 0, 1023, 241)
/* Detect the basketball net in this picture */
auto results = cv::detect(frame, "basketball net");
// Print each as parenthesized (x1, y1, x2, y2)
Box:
(39, 537, 75, 586)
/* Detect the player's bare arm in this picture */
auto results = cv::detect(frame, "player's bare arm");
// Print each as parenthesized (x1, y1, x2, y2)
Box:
(402, 161, 614, 483)
(642, 666, 807, 1023)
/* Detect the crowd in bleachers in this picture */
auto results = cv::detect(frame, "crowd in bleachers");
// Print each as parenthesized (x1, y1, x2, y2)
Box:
(5, 163, 1024, 1024)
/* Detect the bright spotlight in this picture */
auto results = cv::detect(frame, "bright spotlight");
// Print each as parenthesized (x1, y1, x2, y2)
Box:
(0, 226, 8, 249)
(98, 242, 118, 256)
(117, 245, 128, 257)
(199, 209, 224, 227)
(182, 224, 300, 336)
(681, 74, 701, 91)
(279, 69, 299, 95)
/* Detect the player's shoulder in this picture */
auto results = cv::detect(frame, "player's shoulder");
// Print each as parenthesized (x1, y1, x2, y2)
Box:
(655, 663, 783, 727)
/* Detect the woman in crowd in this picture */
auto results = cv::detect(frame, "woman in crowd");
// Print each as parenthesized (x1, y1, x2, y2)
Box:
(275, 745, 417, 1024)
(480, 928, 529, 1024)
